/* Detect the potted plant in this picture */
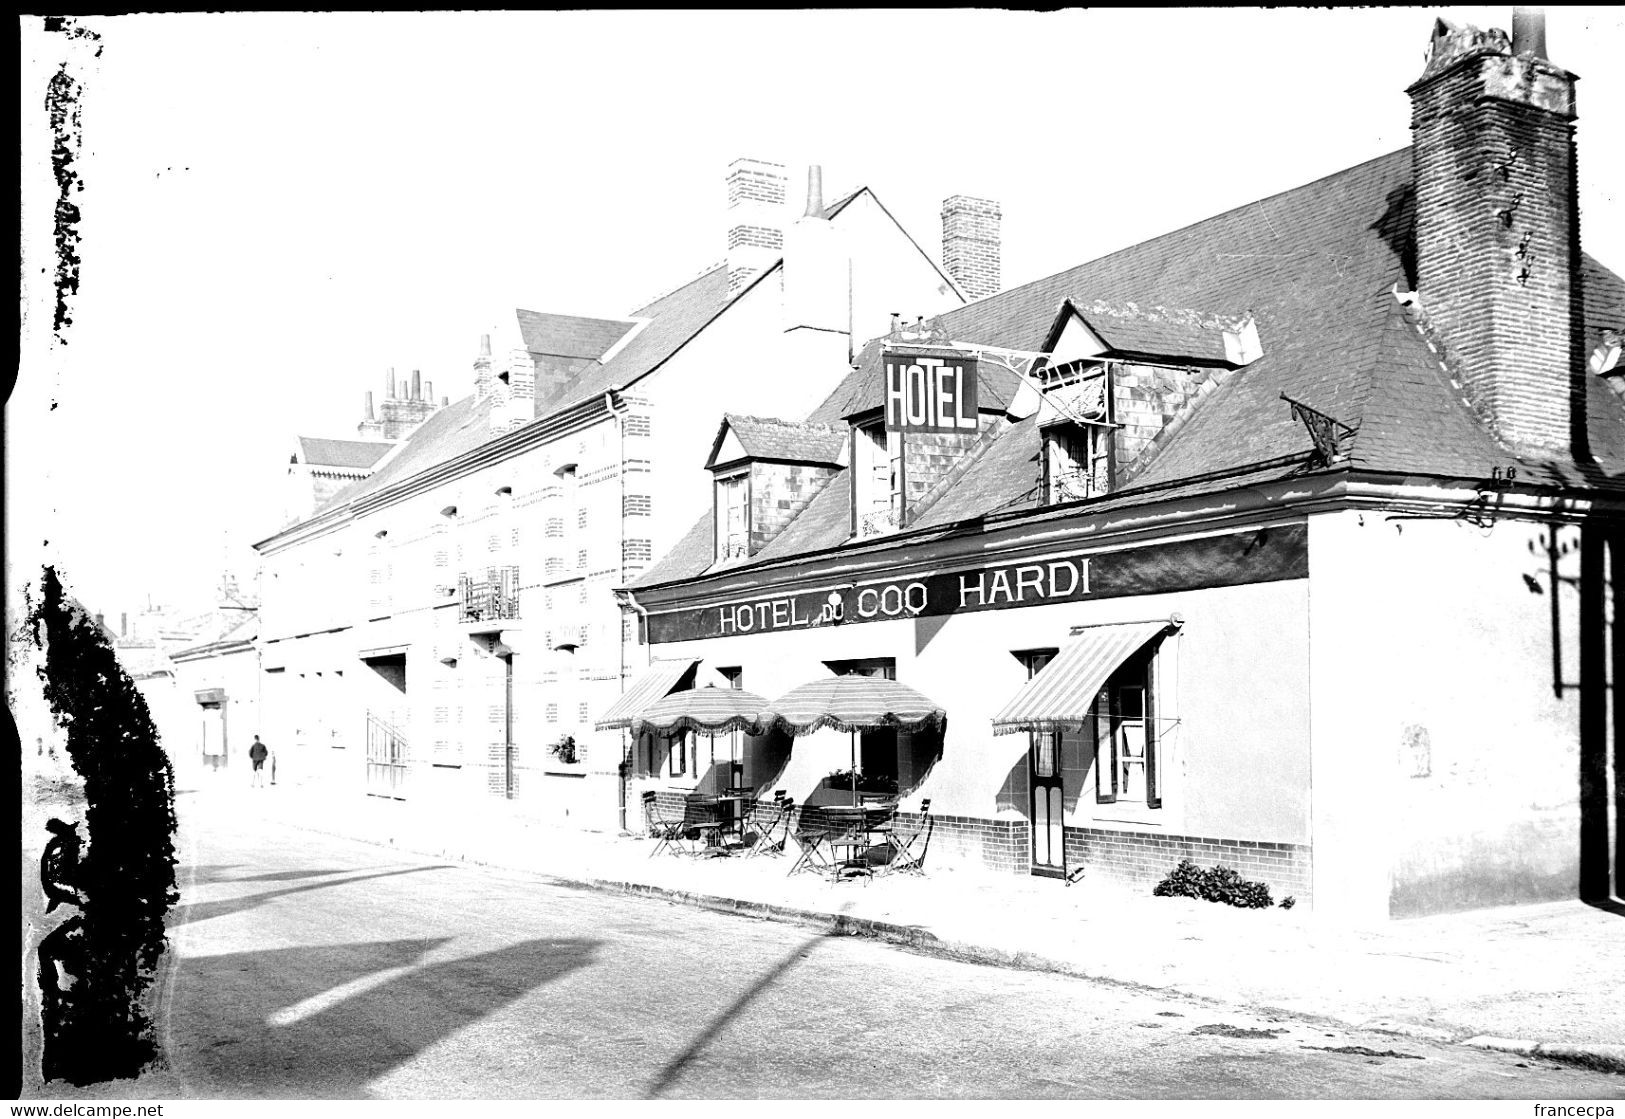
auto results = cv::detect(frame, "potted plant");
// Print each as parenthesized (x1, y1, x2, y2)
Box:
(549, 734, 580, 765)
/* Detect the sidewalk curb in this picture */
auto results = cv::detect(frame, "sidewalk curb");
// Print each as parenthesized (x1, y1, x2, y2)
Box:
(260, 800, 1625, 1077)
(1463, 1037, 1625, 1075)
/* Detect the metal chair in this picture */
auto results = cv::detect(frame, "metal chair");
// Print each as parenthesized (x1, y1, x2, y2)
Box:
(642, 791, 687, 858)
(785, 801, 835, 876)
(681, 793, 725, 856)
(883, 798, 934, 876)
(743, 790, 791, 858)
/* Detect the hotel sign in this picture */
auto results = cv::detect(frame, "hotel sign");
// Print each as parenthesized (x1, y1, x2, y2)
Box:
(646, 524, 1308, 644)
(883, 349, 978, 433)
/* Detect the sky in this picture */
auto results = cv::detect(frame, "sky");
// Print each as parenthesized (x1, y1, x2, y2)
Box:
(12, 7, 1625, 626)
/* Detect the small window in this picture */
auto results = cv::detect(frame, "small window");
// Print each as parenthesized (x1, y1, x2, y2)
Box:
(1017, 649, 1061, 779)
(715, 472, 750, 560)
(853, 422, 902, 537)
(1045, 423, 1111, 503)
(667, 732, 688, 778)
(718, 666, 743, 690)
(824, 657, 895, 680)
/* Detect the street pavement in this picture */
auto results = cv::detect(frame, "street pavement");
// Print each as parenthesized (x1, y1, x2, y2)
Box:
(224, 774, 1625, 1064)
(17, 784, 1625, 1100)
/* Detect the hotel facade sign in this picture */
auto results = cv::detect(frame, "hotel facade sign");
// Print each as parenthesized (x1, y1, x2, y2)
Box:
(883, 349, 978, 433)
(646, 523, 1307, 644)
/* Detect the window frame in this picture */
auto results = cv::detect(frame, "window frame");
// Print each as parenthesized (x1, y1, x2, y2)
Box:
(1016, 648, 1062, 779)
(1093, 644, 1161, 809)
(714, 468, 751, 561)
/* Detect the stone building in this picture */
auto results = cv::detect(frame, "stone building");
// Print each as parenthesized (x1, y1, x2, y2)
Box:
(619, 13, 1624, 920)
(252, 158, 988, 829)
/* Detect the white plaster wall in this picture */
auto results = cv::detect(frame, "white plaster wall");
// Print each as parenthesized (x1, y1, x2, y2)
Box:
(648, 573, 1311, 841)
(1308, 509, 1593, 921)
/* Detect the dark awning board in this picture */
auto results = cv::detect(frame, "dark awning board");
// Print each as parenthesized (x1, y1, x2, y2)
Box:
(595, 658, 700, 730)
(991, 620, 1171, 736)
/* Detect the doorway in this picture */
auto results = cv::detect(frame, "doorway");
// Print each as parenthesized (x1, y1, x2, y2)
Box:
(1019, 649, 1066, 878)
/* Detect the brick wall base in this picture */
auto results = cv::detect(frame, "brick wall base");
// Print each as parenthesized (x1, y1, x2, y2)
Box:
(1065, 827, 1312, 905)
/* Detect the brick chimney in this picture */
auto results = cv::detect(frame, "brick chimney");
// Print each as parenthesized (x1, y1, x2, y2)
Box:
(1408, 9, 1581, 455)
(941, 194, 1002, 301)
(473, 333, 494, 402)
(727, 157, 788, 298)
(491, 347, 537, 437)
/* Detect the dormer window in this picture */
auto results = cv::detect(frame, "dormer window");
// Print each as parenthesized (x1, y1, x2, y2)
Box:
(853, 420, 902, 537)
(1044, 423, 1111, 503)
(715, 470, 750, 561)
(1038, 360, 1113, 505)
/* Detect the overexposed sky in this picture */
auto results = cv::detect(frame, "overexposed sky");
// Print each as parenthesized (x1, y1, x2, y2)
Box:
(13, 8, 1624, 622)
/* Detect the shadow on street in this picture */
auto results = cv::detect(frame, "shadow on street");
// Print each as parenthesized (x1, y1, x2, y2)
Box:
(170, 936, 601, 1097)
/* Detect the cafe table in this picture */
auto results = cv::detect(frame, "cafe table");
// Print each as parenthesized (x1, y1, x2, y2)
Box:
(820, 803, 896, 879)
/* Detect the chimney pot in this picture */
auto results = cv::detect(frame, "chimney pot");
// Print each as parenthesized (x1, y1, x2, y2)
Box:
(364, 390, 375, 420)
(386, 367, 397, 399)
(412, 369, 422, 400)
(1512, 7, 1547, 59)
(120, 612, 127, 636)
(479, 333, 492, 357)
(424, 379, 433, 403)
(803, 165, 825, 219)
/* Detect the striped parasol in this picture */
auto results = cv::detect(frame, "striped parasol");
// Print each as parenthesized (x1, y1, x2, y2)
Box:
(626, 685, 769, 738)
(756, 675, 946, 736)
(758, 675, 946, 807)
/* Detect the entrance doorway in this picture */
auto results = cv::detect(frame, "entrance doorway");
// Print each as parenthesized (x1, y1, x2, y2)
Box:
(1018, 649, 1066, 878)
(1029, 731, 1066, 877)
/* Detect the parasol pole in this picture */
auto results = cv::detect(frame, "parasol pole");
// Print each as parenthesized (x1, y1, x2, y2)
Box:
(850, 729, 858, 807)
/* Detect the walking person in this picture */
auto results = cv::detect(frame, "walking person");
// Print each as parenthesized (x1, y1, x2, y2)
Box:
(249, 735, 269, 788)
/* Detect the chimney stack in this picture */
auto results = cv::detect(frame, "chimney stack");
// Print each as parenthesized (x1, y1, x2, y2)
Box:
(726, 157, 788, 298)
(386, 367, 397, 400)
(782, 163, 852, 376)
(941, 195, 1002, 301)
(424, 379, 433, 402)
(411, 369, 422, 401)
(1409, 12, 1580, 454)
(474, 333, 494, 402)
(120, 612, 127, 637)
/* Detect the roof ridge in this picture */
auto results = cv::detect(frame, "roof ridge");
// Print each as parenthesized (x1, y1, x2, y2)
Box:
(955, 148, 1411, 315)
(630, 261, 727, 318)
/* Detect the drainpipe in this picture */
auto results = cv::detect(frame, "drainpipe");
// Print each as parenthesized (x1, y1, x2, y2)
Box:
(616, 587, 652, 832)
(606, 389, 631, 831)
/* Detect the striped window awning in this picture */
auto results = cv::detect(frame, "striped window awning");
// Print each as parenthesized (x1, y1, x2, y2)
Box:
(991, 620, 1174, 736)
(595, 658, 700, 731)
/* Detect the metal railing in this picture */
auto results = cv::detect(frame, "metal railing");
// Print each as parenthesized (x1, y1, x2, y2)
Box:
(458, 566, 521, 623)
(365, 710, 409, 800)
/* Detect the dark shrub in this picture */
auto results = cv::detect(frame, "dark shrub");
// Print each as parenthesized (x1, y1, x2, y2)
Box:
(1153, 858, 1274, 909)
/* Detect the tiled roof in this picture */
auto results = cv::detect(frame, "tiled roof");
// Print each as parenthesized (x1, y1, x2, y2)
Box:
(515, 309, 636, 360)
(321, 394, 491, 511)
(1072, 300, 1241, 365)
(542, 265, 735, 414)
(297, 437, 393, 470)
(634, 147, 1625, 589)
(720, 414, 846, 466)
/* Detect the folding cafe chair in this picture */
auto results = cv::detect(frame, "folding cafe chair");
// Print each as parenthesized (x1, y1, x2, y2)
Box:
(743, 790, 791, 858)
(785, 801, 836, 877)
(882, 799, 933, 876)
(642, 790, 687, 858)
